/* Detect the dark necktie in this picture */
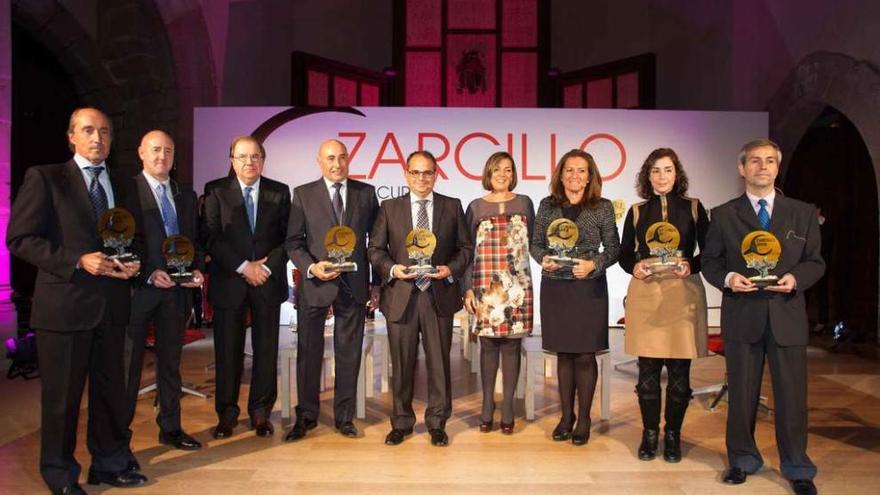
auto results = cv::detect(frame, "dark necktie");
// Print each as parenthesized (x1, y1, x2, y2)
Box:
(415, 199, 431, 292)
(757, 198, 771, 230)
(332, 182, 344, 224)
(86, 166, 108, 217)
(157, 183, 179, 236)
(244, 186, 256, 232)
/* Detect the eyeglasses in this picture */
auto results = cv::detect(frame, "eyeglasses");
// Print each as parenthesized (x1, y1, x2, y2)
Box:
(232, 154, 263, 163)
(407, 170, 435, 179)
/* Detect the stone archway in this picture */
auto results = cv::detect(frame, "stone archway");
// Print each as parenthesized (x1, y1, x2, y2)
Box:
(768, 52, 880, 343)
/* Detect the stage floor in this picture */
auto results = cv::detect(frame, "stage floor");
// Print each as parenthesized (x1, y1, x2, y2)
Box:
(0, 326, 878, 494)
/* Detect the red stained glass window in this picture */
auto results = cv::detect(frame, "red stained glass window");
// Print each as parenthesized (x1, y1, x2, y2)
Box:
(587, 77, 613, 108)
(405, 52, 442, 106)
(360, 84, 380, 106)
(563, 84, 583, 108)
(307, 70, 328, 106)
(448, 0, 496, 29)
(502, 0, 537, 47)
(616, 72, 639, 109)
(406, 0, 442, 47)
(501, 52, 536, 107)
(334, 77, 358, 106)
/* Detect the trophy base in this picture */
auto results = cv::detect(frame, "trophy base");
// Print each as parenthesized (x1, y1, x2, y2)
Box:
(326, 261, 357, 273)
(749, 276, 779, 289)
(647, 261, 679, 274)
(406, 264, 438, 275)
(170, 272, 195, 285)
(108, 253, 140, 264)
(547, 256, 579, 268)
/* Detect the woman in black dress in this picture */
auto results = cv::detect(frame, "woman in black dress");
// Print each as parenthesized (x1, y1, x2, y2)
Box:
(531, 149, 620, 446)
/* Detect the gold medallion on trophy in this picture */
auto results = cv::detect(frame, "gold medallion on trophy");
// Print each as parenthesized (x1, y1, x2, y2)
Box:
(546, 218, 579, 267)
(643, 221, 684, 275)
(162, 235, 196, 284)
(324, 225, 358, 273)
(98, 207, 139, 263)
(740, 230, 782, 288)
(405, 228, 438, 274)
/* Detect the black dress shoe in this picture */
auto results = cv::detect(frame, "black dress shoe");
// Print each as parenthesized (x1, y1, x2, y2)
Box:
(551, 419, 574, 441)
(284, 418, 318, 442)
(212, 421, 236, 439)
(429, 428, 449, 446)
(479, 420, 493, 433)
(638, 429, 659, 460)
(500, 421, 514, 435)
(87, 468, 148, 487)
(790, 479, 817, 495)
(663, 430, 682, 463)
(160, 430, 203, 450)
(252, 419, 274, 437)
(126, 459, 141, 472)
(55, 483, 86, 495)
(384, 428, 412, 446)
(335, 421, 358, 438)
(722, 467, 748, 485)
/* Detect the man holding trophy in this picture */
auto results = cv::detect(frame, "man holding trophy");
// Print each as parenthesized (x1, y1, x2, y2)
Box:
(368, 150, 473, 447)
(122, 130, 204, 453)
(702, 139, 825, 495)
(285, 139, 379, 441)
(7, 108, 143, 493)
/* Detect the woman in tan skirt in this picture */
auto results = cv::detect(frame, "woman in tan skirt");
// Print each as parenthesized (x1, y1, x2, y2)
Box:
(620, 148, 709, 463)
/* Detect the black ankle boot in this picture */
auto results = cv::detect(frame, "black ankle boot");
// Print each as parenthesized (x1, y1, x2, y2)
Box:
(638, 429, 659, 460)
(663, 430, 681, 463)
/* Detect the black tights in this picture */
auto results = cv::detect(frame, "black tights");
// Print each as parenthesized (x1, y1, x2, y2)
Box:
(557, 352, 597, 435)
(479, 337, 522, 424)
(635, 357, 692, 432)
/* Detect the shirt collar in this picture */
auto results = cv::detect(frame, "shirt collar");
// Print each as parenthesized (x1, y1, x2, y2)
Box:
(746, 189, 775, 209)
(142, 171, 171, 192)
(73, 153, 107, 170)
(323, 177, 347, 191)
(238, 176, 261, 192)
(410, 191, 434, 204)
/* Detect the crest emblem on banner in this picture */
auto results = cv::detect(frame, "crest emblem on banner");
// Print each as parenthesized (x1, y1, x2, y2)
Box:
(456, 49, 487, 95)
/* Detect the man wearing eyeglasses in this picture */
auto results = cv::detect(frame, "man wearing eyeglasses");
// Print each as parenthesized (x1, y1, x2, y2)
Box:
(284, 139, 379, 441)
(368, 150, 473, 447)
(201, 135, 291, 439)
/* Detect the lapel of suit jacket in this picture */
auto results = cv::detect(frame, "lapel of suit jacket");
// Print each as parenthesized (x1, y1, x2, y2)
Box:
(255, 178, 274, 235)
(226, 177, 252, 238)
(312, 179, 338, 226)
(430, 193, 442, 233)
(768, 195, 790, 239)
(64, 160, 101, 229)
(136, 174, 166, 234)
(734, 194, 763, 231)
(342, 180, 355, 226)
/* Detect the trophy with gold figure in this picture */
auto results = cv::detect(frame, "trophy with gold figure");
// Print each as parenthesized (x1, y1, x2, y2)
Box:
(98, 208, 139, 264)
(740, 230, 782, 288)
(405, 228, 438, 274)
(643, 221, 684, 276)
(162, 235, 196, 284)
(324, 226, 358, 273)
(546, 218, 579, 267)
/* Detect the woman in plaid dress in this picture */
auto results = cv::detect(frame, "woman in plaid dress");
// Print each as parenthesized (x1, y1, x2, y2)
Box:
(463, 152, 535, 435)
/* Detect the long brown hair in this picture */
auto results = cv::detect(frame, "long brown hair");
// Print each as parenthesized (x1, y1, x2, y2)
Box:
(550, 149, 602, 208)
(635, 148, 689, 199)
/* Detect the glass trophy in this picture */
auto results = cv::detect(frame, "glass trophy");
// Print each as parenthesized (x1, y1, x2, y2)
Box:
(405, 228, 438, 274)
(324, 225, 358, 273)
(643, 221, 684, 276)
(740, 230, 782, 288)
(98, 208, 139, 264)
(546, 218, 579, 267)
(162, 235, 196, 284)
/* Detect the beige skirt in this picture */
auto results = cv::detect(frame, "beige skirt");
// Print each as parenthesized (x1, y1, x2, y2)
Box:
(624, 273, 708, 359)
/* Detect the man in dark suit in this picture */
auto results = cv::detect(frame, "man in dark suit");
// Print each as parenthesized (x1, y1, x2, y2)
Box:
(122, 130, 204, 452)
(6, 107, 145, 494)
(702, 139, 824, 495)
(368, 150, 472, 447)
(284, 139, 379, 441)
(202, 135, 290, 439)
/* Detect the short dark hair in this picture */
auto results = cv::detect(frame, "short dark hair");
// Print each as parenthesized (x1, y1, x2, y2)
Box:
(738, 138, 781, 164)
(635, 148, 690, 199)
(228, 135, 266, 159)
(406, 150, 437, 170)
(480, 151, 518, 191)
(550, 149, 602, 208)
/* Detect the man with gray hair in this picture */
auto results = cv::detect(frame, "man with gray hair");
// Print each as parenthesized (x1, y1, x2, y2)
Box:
(702, 139, 824, 495)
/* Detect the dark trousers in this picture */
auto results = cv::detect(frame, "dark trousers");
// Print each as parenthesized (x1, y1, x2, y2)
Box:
(36, 322, 130, 491)
(479, 337, 522, 424)
(635, 357, 692, 432)
(724, 322, 816, 480)
(124, 287, 189, 434)
(295, 285, 366, 423)
(213, 292, 280, 424)
(387, 289, 453, 431)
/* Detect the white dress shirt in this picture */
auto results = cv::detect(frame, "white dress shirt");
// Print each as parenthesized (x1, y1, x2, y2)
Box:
(235, 177, 271, 275)
(73, 153, 115, 208)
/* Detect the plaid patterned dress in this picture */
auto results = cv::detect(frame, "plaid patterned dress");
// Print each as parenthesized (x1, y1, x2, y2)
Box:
(470, 212, 534, 337)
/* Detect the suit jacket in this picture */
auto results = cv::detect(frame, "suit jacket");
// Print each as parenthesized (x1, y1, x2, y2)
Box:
(126, 173, 204, 289)
(286, 178, 379, 307)
(701, 194, 825, 346)
(368, 193, 473, 322)
(6, 160, 134, 331)
(201, 175, 291, 308)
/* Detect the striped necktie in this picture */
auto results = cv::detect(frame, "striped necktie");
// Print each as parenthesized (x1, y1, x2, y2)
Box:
(757, 198, 770, 230)
(415, 199, 431, 292)
(86, 166, 108, 217)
